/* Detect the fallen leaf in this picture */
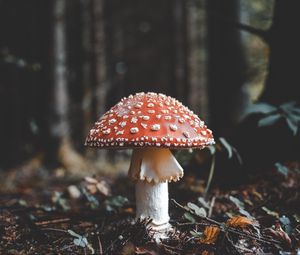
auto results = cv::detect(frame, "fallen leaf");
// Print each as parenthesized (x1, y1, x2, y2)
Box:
(184, 212, 196, 223)
(262, 206, 279, 217)
(264, 223, 291, 248)
(187, 202, 207, 217)
(202, 251, 214, 255)
(226, 216, 255, 228)
(200, 226, 220, 244)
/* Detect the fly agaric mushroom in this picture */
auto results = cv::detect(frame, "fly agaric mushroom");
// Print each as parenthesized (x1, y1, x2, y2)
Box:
(85, 92, 214, 236)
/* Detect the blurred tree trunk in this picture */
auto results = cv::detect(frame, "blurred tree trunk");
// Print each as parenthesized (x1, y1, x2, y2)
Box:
(172, 0, 187, 103)
(51, 0, 69, 157)
(80, 0, 93, 137)
(172, 0, 209, 120)
(91, 0, 109, 160)
(92, 0, 108, 116)
(260, 0, 300, 105)
(50, 0, 87, 172)
(207, 0, 246, 135)
(186, 0, 209, 121)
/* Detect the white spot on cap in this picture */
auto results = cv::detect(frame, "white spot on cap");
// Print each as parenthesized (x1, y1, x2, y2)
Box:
(147, 103, 154, 108)
(134, 103, 143, 109)
(141, 123, 147, 129)
(201, 130, 207, 136)
(151, 124, 160, 131)
(170, 124, 178, 131)
(183, 131, 190, 138)
(156, 114, 161, 119)
(131, 117, 138, 123)
(116, 130, 124, 135)
(147, 110, 155, 114)
(164, 116, 171, 120)
(142, 115, 150, 121)
(108, 118, 117, 125)
(119, 121, 127, 127)
(103, 128, 111, 135)
(178, 118, 185, 124)
(130, 127, 139, 134)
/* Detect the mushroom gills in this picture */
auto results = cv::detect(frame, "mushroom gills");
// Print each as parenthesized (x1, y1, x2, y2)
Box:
(128, 148, 184, 183)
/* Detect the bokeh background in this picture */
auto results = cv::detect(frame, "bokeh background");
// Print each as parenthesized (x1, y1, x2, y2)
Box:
(1, 0, 299, 175)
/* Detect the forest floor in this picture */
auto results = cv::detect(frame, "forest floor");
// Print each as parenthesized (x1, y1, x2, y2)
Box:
(0, 158, 300, 255)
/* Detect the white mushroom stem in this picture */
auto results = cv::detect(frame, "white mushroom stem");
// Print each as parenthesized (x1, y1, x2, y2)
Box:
(136, 180, 170, 230)
(128, 148, 184, 232)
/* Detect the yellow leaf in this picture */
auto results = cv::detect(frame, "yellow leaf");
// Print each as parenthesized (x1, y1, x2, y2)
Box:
(200, 226, 220, 244)
(226, 216, 254, 228)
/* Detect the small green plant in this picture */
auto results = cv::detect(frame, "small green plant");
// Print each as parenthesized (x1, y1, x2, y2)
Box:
(244, 101, 300, 135)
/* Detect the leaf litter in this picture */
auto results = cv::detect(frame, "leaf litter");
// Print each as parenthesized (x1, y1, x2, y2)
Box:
(0, 161, 299, 254)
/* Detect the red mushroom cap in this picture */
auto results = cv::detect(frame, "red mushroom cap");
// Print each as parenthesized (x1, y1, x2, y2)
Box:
(85, 92, 214, 149)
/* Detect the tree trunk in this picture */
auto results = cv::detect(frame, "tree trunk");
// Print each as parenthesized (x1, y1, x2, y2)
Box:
(206, 0, 246, 135)
(50, 0, 88, 173)
(80, 0, 93, 137)
(186, 0, 209, 121)
(51, 0, 69, 150)
(92, 0, 108, 117)
(260, 0, 300, 105)
(172, 0, 188, 104)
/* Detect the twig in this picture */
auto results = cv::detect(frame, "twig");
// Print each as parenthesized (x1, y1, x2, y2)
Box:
(208, 196, 215, 218)
(172, 199, 281, 245)
(41, 227, 68, 233)
(204, 154, 216, 198)
(35, 218, 70, 226)
(97, 235, 103, 255)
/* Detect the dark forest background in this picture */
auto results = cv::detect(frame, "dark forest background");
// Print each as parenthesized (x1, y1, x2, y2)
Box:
(1, 0, 299, 173)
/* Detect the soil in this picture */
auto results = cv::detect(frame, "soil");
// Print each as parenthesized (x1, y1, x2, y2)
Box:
(0, 160, 299, 254)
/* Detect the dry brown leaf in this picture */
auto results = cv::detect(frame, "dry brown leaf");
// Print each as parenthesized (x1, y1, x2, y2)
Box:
(200, 226, 220, 244)
(202, 251, 214, 255)
(226, 216, 254, 228)
(264, 223, 292, 248)
(84, 176, 111, 196)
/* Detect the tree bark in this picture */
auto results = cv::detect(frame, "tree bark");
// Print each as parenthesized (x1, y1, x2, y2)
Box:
(206, 0, 246, 135)
(259, 0, 300, 105)
(186, 0, 209, 121)
(172, 0, 188, 104)
(51, 0, 69, 148)
(50, 0, 88, 172)
(80, 0, 93, 137)
(92, 0, 108, 116)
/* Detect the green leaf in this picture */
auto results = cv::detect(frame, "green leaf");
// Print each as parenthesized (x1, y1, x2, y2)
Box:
(105, 195, 128, 212)
(184, 212, 196, 223)
(262, 206, 279, 217)
(285, 118, 298, 135)
(187, 202, 207, 217)
(190, 230, 203, 237)
(275, 162, 289, 177)
(68, 230, 88, 248)
(219, 137, 233, 158)
(74, 237, 88, 248)
(229, 196, 245, 209)
(258, 114, 281, 127)
(198, 197, 210, 209)
(244, 103, 277, 116)
(279, 215, 292, 234)
(279, 101, 297, 111)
